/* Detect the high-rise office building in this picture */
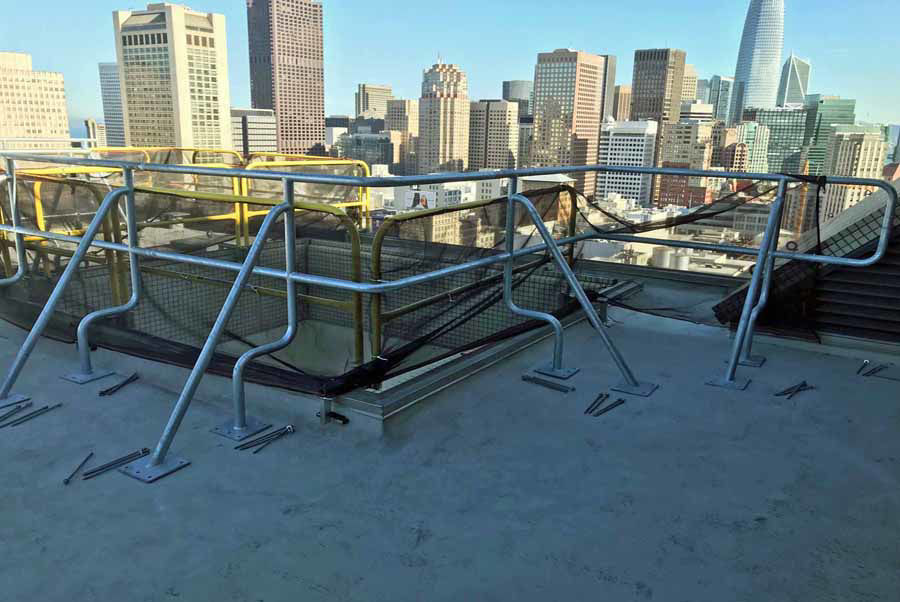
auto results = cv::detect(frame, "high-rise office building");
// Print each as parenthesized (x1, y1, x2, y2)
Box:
(821, 125, 888, 220)
(708, 75, 735, 124)
(114, 3, 232, 149)
(682, 64, 698, 101)
(613, 85, 632, 121)
(732, 0, 784, 119)
(385, 99, 419, 175)
(231, 108, 277, 156)
(597, 118, 657, 205)
(804, 94, 856, 176)
(887, 124, 900, 163)
(0, 52, 69, 150)
(777, 54, 811, 106)
(469, 99, 519, 170)
(98, 63, 125, 146)
(355, 83, 393, 119)
(735, 121, 770, 172)
(631, 49, 687, 125)
(247, 0, 325, 154)
(518, 115, 534, 168)
(531, 49, 616, 196)
(502, 80, 533, 117)
(657, 120, 713, 207)
(85, 119, 108, 147)
(696, 78, 711, 103)
(742, 106, 810, 173)
(418, 62, 469, 174)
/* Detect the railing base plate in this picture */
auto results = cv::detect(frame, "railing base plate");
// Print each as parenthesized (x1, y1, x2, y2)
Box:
(210, 416, 271, 442)
(706, 377, 750, 391)
(119, 456, 190, 483)
(533, 364, 579, 380)
(0, 393, 30, 406)
(611, 381, 658, 397)
(738, 355, 766, 368)
(60, 369, 116, 385)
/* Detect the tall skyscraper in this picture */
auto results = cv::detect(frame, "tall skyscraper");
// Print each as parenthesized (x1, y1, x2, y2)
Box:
(804, 94, 856, 176)
(742, 106, 810, 173)
(0, 52, 69, 150)
(114, 3, 232, 149)
(731, 0, 784, 119)
(631, 49, 687, 125)
(597, 118, 657, 205)
(518, 115, 534, 168)
(887, 124, 900, 163)
(708, 75, 735, 124)
(468, 99, 519, 170)
(682, 64, 698, 101)
(247, 0, 325, 154)
(98, 63, 125, 146)
(613, 85, 632, 121)
(532, 49, 615, 195)
(418, 63, 469, 174)
(355, 83, 393, 119)
(502, 80, 533, 117)
(776, 54, 811, 106)
(385, 99, 419, 175)
(821, 125, 888, 220)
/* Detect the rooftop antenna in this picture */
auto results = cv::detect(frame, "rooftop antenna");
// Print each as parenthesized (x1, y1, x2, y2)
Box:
(437, 52, 443, 65)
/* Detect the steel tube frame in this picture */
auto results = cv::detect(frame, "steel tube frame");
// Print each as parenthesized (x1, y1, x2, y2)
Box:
(0, 159, 26, 287)
(510, 193, 653, 394)
(67, 169, 142, 382)
(503, 181, 567, 375)
(227, 181, 297, 437)
(0, 185, 129, 402)
(146, 199, 293, 468)
(709, 179, 789, 390)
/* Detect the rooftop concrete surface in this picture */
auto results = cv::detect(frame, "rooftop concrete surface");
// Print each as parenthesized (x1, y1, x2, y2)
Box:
(1, 308, 898, 601)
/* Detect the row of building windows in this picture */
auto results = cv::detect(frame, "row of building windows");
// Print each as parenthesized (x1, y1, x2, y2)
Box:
(122, 32, 168, 46)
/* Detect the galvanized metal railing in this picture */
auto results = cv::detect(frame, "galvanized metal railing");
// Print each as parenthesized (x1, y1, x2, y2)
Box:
(0, 152, 896, 483)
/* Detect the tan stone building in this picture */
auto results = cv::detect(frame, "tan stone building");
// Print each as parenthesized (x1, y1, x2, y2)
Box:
(113, 3, 232, 149)
(531, 49, 616, 196)
(468, 99, 519, 170)
(418, 63, 469, 174)
(0, 53, 70, 150)
(355, 84, 393, 119)
(613, 85, 631, 121)
(821, 125, 888, 220)
(385, 99, 419, 175)
(657, 121, 713, 207)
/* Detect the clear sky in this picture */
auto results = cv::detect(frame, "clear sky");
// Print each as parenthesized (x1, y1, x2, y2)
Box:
(1, 0, 897, 137)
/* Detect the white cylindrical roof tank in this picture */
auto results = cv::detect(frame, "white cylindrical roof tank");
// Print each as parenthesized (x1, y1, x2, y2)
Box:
(673, 252, 691, 271)
(652, 247, 673, 269)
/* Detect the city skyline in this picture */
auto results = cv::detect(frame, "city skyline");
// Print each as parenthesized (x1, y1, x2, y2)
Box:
(1, 0, 897, 136)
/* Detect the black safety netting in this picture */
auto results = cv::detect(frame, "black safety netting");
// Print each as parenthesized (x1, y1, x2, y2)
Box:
(1, 167, 794, 396)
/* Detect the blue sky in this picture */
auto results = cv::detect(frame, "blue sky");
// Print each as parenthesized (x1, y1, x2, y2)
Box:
(1, 0, 897, 136)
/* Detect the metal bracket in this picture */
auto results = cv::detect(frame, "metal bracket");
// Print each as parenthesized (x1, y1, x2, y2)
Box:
(532, 363, 579, 380)
(0, 393, 30, 406)
(210, 416, 271, 442)
(119, 456, 191, 483)
(522, 372, 576, 393)
(738, 355, 766, 368)
(610, 381, 659, 397)
(60, 369, 116, 385)
(705, 377, 751, 391)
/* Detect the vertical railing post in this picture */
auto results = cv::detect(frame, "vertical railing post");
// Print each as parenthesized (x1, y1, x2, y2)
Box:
(0, 187, 129, 403)
(63, 169, 143, 384)
(122, 198, 293, 482)
(212, 181, 297, 441)
(708, 177, 788, 390)
(0, 158, 26, 287)
(503, 178, 570, 378)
